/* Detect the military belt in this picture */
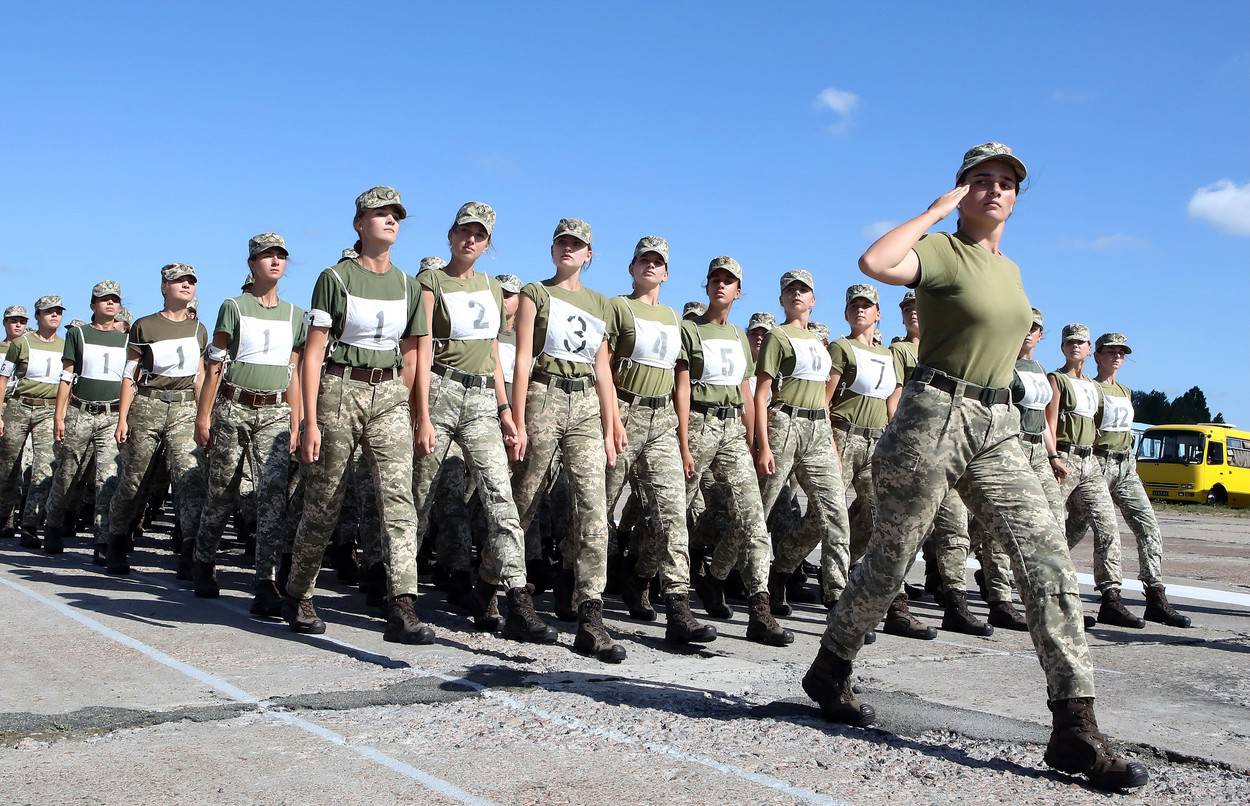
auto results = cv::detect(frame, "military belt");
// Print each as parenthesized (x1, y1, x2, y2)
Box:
(1018, 431, 1045, 445)
(774, 402, 827, 420)
(433, 363, 490, 389)
(532, 369, 593, 393)
(616, 389, 669, 409)
(71, 397, 121, 414)
(1058, 443, 1094, 458)
(138, 387, 196, 403)
(15, 395, 56, 407)
(689, 401, 742, 420)
(220, 382, 283, 407)
(325, 362, 398, 385)
(1094, 447, 1131, 461)
(833, 419, 884, 439)
(913, 365, 1011, 406)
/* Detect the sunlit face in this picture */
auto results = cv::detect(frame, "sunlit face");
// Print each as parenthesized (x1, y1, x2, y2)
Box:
(248, 248, 288, 285)
(747, 327, 767, 356)
(629, 251, 668, 287)
(551, 234, 590, 270)
(36, 308, 63, 330)
(1062, 338, 1090, 364)
(502, 291, 519, 321)
(355, 206, 401, 246)
(705, 268, 740, 308)
(1095, 345, 1128, 373)
(91, 295, 121, 321)
(1021, 324, 1043, 353)
(958, 159, 1019, 225)
(900, 302, 919, 336)
(450, 222, 490, 261)
(162, 275, 197, 304)
(845, 298, 879, 331)
(780, 281, 814, 316)
(3, 317, 27, 340)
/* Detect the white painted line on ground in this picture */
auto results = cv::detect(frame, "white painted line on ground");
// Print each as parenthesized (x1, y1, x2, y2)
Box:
(0, 570, 493, 806)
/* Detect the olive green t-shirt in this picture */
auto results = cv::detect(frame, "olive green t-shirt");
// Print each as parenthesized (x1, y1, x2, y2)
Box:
(523, 281, 613, 379)
(827, 337, 903, 428)
(1009, 358, 1051, 437)
(1095, 381, 1135, 452)
(1051, 372, 1102, 448)
(419, 269, 504, 376)
(0, 340, 10, 399)
(64, 325, 128, 402)
(129, 313, 209, 391)
(755, 324, 831, 410)
(679, 318, 753, 407)
(912, 232, 1032, 389)
(309, 258, 426, 370)
(214, 294, 307, 393)
(609, 297, 681, 398)
(889, 339, 919, 385)
(3, 334, 65, 399)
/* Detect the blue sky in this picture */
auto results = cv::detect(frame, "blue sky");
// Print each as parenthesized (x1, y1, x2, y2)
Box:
(3, 2, 1247, 421)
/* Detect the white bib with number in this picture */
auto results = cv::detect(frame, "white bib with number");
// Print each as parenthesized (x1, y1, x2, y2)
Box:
(497, 340, 516, 380)
(698, 337, 746, 386)
(626, 310, 680, 370)
(847, 345, 896, 400)
(1070, 377, 1099, 419)
(1015, 369, 1052, 410)
(542, 295, 605, 365)
(340, 292, 408, 352)
(80, 342, 127, 382)
(24, 346, 61, 383)
(236, 311, 295, 367)
(1100, 394, 1134, 432)
(788, 336, 830, 382)
(443, 289, 500, 341)
(148, 336, 201, 378)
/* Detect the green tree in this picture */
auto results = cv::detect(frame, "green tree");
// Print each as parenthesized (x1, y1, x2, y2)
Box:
(1167, 386, 1212, 424)
(1131, 389, 1171, 424)
(1213, 412, 1226, 424)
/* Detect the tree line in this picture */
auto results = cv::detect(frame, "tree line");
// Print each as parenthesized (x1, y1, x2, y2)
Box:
(1130, 386, 1226, 426)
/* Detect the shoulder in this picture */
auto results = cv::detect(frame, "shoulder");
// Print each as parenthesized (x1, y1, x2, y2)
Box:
(521, 281, 546, 302)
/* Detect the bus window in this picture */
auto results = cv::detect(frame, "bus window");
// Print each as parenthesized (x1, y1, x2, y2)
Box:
(1138, 431, 1205, 464)
(1229, 437, 1250, 469)
(1208, 442, 1224, 465)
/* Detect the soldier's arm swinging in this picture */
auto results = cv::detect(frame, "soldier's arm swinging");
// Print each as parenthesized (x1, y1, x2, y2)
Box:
(674, 362, 694, 479)
(299, 326, 329, 464)
(411, 289, 436, 456)
(53, 359, 74, 443)
(509, 294, 538, 462)
(195, 332, 230, 449)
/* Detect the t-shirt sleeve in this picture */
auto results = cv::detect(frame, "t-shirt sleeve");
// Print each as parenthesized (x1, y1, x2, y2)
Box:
(404, 279, 428, 338)
(912, 233, 957, 291)
(128, 321, 146, 360)
(740, 330, 756, 377)
(64, 330, 82, 369)
(292, 305, 308, 350)
(308, 270, 342, 329)
(214, 301, 237, 340)
(417, 271, 438, 294)
(827, 339, 852, 376)
(677, 320, 696, 366)
(756, 331, 784, 379)
(607, 297, 628, 354)
(892, 349, 905, 388)
(197, 322, 209, 353)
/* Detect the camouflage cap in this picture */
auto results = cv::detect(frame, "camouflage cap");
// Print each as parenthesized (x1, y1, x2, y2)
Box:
(747, 311, 775, 332)
(242, 272, 256, 290)
(67, 319, 87, 330)
(453, 201, 495, 236)
(495, 274, 523, 294)
(248, 232, 288, 258)
(35, 295, 65, 312)
(552, 217, 592, 245)
(899, 289, 917, 309)
(1095, 332, 1132, 354)
(632, 235, 669, 264)
(707, 256, 743, 282)
(808, 321, 832, 342)
(3, 305, 28, 320)
(355, 185, 407, 220)
(1031, 307, 1045, 329)
(780, 269, 815, 293)
(418, 256, 448, 274)
(161, 263, 197, 282)
(956, 141, 1027, 184)
(682, 301, 707, 318)
(1061, 323, 1090, 343)
(116, 307, 133, 325)
(91, 280, 122, 300)
(872, 328, 884, 346)
(188, 296, 200, 311)
(845, 283, 879, 306)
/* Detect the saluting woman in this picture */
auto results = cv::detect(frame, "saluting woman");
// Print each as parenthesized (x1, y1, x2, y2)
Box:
(802, 142, 1148, 792)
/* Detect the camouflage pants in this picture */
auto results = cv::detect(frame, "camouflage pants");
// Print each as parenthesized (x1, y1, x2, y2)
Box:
(0, 400, 56, 534)
(1057, 449, 1122, 592)
(512, 381, 607, 608)
(686, 410, 771, 596)
(763, 409, 849, 602)
(194, 398, 292, 581)
(109, 395, 206, 543)
(413, 374, 524, 589)
(931, 489, 971, 592)
(1066, 454, 1163, 588)
(833, 428, 880, 566)
(417, 439, 472, 574)
(604, 400, 690, 595)
(336, 449, 384, 567)
(822, 380, 1095, 702)
(44, 405, 121, 545)
(767, 482, 802, 552)
(287, 374, 419, 600)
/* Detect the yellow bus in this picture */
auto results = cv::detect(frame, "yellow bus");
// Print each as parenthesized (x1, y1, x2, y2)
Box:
(1136, 423, 1250, 508)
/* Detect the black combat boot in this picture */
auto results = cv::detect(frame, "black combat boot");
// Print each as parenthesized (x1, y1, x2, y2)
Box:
(883, 593, 937, 640)
(504, 585, 558, 643)
(331, 542, 359, 586)
(786, 568, 819, 603)
(801, 646, 876, 727)
(104, 533, 130, 575)
(768, 569, 792, 617)
(574, 600, 626, 663)
(1097, 588, 1145, 628)
(363, 562, 387, 610)
(250, 580, 284, 617)
(282, 594, 326, 634)
(1143, 584, 1191, 628)
(987, 601, 1029, 631)
(862, 629, 876, 645)
(746, 591, 795, 646)
(693, 567, 732, 618)
(941, 590, 994, 636)
(622, 574, 657, 621)
(973, 567, 989, 601)
(384, 594, 436, 645)
(18, 530, 40, 549)
(553, 567, 577, 622)
(473, 578, 503, 632)
(276, 553, 292, 590)
(92, 544, 107, 566)
(42, 526, 63, 555)
(446, 569, 476, 610)
(175, 538, 195, 581)
(663, 593, 717, 644)
(192, 561, 220, 598)
(1044, 698, 1149, 790)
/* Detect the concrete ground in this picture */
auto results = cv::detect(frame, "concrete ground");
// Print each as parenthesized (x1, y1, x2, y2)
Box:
(2, 507, 1248, 805)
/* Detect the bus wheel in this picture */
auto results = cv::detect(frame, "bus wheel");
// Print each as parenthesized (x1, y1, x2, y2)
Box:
(1209, 485, 1229, 506)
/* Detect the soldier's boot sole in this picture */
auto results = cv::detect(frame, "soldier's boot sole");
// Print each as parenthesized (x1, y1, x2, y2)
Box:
(1044, 735, 1149, 791)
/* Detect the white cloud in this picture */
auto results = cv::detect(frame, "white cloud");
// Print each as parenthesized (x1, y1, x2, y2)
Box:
(1063, 234, 1150, 252)
(1188, 179, 1250, 236)
(861, 220, 898, 240)
(814, 87, 859, 134)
